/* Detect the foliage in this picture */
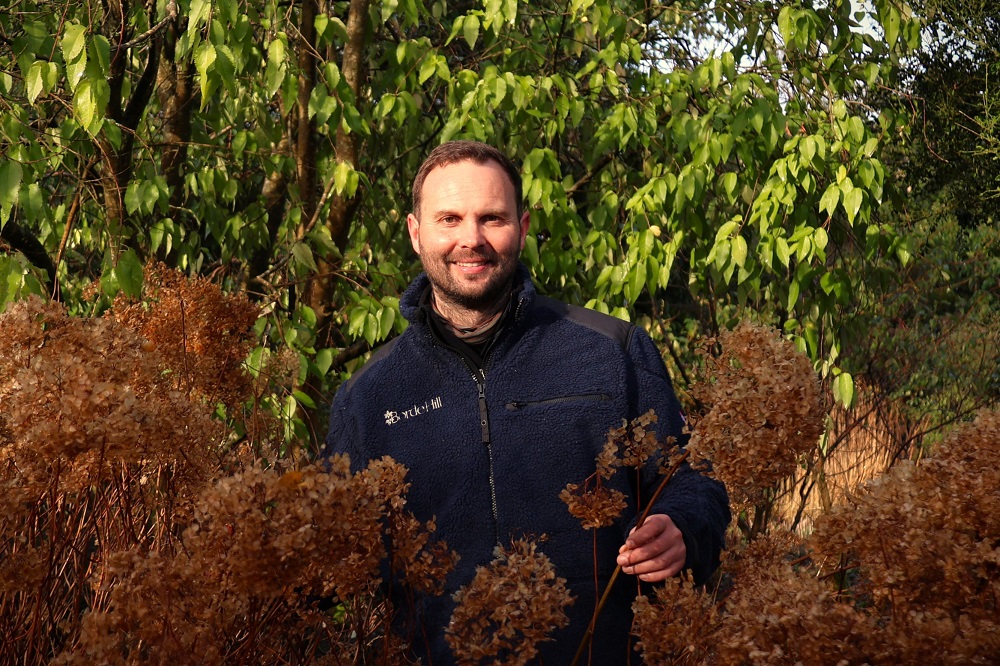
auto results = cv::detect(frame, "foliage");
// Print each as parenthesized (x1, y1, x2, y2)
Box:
(895, 0, 1000, 220)
(0, 0, 926, 455)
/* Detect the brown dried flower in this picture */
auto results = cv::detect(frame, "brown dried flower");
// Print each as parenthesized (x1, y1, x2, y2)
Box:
(713, 532, 876, 665)
(111, 262, 259, 408)
(560, 481, 628, 530)
(810, 407, 1000, 664)
(687, 321, 825, 502)
(446, 539, 574, 665)
(632, 572, 719, 665)
(0, 296, 220, 491)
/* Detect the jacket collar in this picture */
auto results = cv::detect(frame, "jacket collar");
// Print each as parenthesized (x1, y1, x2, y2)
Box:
(400, 263, 536, 327)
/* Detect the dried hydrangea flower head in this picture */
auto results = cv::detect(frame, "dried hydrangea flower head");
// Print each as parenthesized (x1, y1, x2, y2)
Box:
(447, 538, 574, 665)
(809, 407, 1000, 664)
(1, 279, 455, 664)
(687, 321, 825, 502)
(111, 262, 259, 408)
(63, 455, 452, 664)
(711, 531, 876, 665)
(632, 571, 719, 665)
(561, 410, 665, 530)
(0, 296, 219, 491)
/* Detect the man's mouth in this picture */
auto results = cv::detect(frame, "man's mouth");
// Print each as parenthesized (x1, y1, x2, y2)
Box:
(449, 255, 495, 268)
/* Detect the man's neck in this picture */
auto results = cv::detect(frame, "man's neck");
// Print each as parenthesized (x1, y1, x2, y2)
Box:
(431, 289, 510, 332)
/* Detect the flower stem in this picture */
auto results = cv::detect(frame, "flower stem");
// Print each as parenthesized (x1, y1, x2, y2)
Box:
(569, 449, 690, 666)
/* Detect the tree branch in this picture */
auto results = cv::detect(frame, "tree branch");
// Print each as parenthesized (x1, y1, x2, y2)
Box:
(0, 218, 56, 291)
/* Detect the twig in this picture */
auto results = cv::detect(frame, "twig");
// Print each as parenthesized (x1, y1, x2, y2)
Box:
(570, 449, 691, 666)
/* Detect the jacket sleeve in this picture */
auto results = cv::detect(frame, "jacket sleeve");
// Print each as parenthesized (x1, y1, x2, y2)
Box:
(625, 326, 731, 585)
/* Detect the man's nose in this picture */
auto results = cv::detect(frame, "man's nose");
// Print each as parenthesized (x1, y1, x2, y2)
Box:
(457, 219, 485, 247)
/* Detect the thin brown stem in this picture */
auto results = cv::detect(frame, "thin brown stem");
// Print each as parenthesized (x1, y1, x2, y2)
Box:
(570, 449, 690, 666)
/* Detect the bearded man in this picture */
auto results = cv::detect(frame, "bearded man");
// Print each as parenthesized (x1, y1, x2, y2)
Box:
(324, 140, 729, 664)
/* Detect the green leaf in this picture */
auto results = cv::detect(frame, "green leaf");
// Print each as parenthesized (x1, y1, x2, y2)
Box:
(293, 389, 317, 409)
(315, 348, 334, 377)
(125, 181, 142, 215)
(800, 136, 816, 165)
(882, 6, 900, 47)
(463, 14, 480, 48)
(189, 0, 212, 28)
(265, 38, 287, 97)
(775, 237, 790, 267)
(73, 78, 109, 134)
(378, 304, 396, 338)
(291, 242, 319, 272)
(61, 23, 87, 63)
(91, 35, 111, 77)
(721, 171, 738, 203)
(787, 279, 800, 311)
(419, 55, 437, 84)
(0, 160, 23, 226)
(116, 249, 144, 298)
(819, 183, 839, 218)
(731, 235, 748, 268)
(833, 371, 855, 408)
(777, 6, 795, 46)
(195, 42, 217, 79)
(26, 61, 45, 103)
(363, 313, 379, 347)
(842, 187, 863, 225)
(348, 305, 367, 338)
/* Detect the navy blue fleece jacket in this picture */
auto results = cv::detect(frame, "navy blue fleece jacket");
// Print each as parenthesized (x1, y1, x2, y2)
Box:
(324, 266, 730, 664)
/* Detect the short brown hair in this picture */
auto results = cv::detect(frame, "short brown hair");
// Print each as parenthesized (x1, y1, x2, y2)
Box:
(411, 141, 523, 219)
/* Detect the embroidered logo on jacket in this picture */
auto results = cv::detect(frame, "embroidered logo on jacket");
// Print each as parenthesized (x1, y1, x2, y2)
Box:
(384, 396, 443, 426)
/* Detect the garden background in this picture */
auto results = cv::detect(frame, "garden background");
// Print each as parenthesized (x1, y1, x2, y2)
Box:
(0, 0, 997, 662)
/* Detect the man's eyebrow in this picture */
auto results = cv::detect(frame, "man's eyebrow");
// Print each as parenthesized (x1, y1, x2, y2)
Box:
(427, 207, 512, 220)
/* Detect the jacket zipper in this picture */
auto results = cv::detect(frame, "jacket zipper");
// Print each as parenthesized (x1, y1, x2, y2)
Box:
(505, 392, 612, 411)
(472, 368, 501, 546)
(427, 292, 525, 549)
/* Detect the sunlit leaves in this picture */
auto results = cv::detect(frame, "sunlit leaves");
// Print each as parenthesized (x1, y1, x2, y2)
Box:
(0, 160, 21, 226)
(25, 60, 57, 103)
(832, 369, 855, 408)
(347, 296, 400, 347)
(265, 37, 288, 98)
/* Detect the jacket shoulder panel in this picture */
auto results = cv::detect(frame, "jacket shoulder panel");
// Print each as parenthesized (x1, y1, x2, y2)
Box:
(337, 335, 403, 396)
(532, 295, 635, 351)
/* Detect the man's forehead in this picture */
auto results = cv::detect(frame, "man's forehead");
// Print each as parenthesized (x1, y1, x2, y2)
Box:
(420, 160, 516, 199)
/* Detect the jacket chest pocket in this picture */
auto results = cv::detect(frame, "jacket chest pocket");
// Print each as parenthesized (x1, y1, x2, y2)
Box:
(504, 392, 612, 411)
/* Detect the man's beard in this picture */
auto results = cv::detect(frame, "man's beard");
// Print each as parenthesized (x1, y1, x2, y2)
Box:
(425, 249, 519, 312)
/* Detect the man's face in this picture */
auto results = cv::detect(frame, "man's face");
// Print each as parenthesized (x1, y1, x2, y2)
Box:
(407, 159, 530, 312)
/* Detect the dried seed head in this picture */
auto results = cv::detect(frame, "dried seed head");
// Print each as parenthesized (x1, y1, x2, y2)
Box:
(447, 539, 574, 665)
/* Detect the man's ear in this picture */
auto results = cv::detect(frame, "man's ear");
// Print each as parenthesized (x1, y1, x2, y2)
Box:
(407, 213, 421, 255)
(518, 211, 530, 251)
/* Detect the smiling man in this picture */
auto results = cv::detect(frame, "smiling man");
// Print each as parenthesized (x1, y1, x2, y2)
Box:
(324, 140, 729, 664)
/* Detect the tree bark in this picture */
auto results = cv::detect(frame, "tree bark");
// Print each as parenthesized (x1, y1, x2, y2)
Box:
(98, 0, 159, 244)
(156, 1, 193, 223)
(301, 0, 370, 348)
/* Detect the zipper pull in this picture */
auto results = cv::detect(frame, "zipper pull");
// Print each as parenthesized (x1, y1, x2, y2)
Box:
(477, 373, 490, 444)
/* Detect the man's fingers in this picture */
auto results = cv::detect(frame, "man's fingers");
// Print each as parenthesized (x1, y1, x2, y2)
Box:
(616, 514, 686, 580)
(622, 514, 669, 550)
(620, 541, 686, 579)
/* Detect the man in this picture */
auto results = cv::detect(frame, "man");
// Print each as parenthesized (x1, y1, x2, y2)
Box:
(324, 141, 729, 663)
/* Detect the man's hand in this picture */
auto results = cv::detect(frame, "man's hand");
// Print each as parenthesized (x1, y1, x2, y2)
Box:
(616, 514, 686, 582)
